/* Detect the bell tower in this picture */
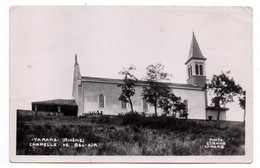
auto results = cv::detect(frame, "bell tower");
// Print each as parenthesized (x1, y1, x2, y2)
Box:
(185, 32, 207, 88)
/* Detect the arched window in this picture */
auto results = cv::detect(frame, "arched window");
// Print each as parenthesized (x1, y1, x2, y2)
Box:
(143, 99, 148, 111)
(121, 101, 127, 109)
(182, 100, 189, 119)
(99, 94, 105, 108)
(199, 65, 203, 75)
(183, 100, 188, 110)
(195, 64, 199, 75)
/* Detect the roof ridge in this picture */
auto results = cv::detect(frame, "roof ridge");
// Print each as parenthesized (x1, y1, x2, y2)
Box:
(32, 99, 77, 106)
(81, 76, 202, 88)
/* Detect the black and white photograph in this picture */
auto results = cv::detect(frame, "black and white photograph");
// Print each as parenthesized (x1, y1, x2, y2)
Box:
(9, 6, 252, 163)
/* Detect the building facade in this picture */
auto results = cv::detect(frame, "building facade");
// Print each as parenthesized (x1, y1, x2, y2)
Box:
(72, 32, 227, 120)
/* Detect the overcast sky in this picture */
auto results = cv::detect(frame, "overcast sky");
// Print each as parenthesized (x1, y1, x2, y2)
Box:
(10, 6, 252, 121)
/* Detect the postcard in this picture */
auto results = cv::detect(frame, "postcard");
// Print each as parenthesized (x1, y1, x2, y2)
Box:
(9, 6, 253, 163)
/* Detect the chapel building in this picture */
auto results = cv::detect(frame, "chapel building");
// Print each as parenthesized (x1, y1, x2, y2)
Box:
(72, 32, 228, 120)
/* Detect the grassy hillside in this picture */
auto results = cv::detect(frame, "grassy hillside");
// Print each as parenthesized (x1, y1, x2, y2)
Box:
(17, 112, 245, 155)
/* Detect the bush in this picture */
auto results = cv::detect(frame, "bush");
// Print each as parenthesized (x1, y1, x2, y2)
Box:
(121, 112, 186, 130)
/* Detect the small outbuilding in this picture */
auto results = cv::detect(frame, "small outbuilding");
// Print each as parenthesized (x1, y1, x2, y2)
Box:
(206, 106, 229, 121)
(32, 99, 78, 117)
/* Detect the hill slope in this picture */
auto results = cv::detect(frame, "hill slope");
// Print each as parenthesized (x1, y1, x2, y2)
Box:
(16, 113, 245, 155)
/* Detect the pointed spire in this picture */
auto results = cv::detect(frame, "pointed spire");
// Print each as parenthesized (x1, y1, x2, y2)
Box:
(185, 32, 206, 64)
(72, 54, 81, 99)
(75, 54, 78, 65)
(189, 32, 204, 59)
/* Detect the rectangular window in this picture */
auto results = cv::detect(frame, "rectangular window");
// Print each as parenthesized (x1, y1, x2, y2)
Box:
(143, 99, 148, 110)
(121, 101, 127, 109)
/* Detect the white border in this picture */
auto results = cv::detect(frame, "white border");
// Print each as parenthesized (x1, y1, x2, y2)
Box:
(8, 4, 253, 164)
(2, 0, 259, 167)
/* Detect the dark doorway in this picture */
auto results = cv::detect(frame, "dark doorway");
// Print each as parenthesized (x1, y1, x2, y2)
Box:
(208, 116, 213, 120)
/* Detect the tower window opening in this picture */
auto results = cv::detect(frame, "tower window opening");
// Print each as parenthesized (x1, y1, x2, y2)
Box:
(195, 64, 199, 75)
(188, 66, 192, 78)
(200, 65, 203, 75)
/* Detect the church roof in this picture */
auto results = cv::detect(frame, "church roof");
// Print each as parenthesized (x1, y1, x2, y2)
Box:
(32, 99, 77, 106)
(185, 32, 206, 64)
(81, 76, 203, 90)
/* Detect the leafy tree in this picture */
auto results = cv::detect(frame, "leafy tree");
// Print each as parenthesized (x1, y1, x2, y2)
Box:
(117, 65, 137, 113)
(142, 63, 172, 116)
(239, 91, 246, 110)
(158, 92, 187, 119)
(206, 71, 242, 120)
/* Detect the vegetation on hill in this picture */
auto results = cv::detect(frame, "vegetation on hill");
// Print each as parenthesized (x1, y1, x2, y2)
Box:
(17, 112, 245, 155)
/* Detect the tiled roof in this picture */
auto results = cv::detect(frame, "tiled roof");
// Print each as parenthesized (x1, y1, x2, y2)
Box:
(32, 99, 77, 106)
(185, 32, 206, 64)
(206, 106, 229, 111)
(81, 76, 203, 90)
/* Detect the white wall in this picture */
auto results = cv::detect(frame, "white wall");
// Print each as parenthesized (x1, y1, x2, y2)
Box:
(172, 88, 206, 120)
(78, 81, 207, 120)
(206, 109, 226, 120)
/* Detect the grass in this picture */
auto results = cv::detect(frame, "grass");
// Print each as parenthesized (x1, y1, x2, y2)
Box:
(16, 112, 245, 155)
